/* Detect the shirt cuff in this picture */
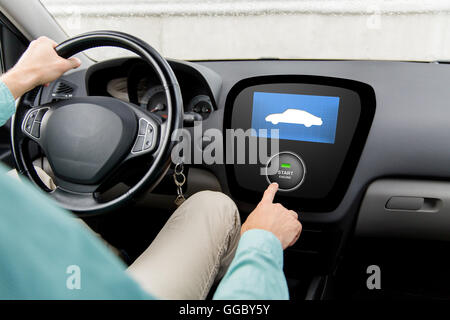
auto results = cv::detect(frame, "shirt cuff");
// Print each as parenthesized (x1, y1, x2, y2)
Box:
(238, 229, 284, 269)
(0, 80, 16, 126)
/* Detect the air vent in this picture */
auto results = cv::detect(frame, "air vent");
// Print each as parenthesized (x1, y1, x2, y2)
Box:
(24, 87, 40, 105)
(52, 81, 75, 101)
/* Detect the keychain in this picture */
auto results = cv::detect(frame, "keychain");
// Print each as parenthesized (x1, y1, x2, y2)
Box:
(173, 163, 186, 206)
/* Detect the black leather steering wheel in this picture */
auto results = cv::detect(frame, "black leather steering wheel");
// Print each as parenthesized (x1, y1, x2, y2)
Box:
(11, 31, 183, 215)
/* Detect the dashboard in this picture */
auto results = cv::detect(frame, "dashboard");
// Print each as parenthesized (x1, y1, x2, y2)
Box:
(82, 59, 375, 213)
(37, 57, 450, 275)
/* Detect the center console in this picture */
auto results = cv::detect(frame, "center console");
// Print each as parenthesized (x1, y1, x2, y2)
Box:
(225, 75, 375, 212)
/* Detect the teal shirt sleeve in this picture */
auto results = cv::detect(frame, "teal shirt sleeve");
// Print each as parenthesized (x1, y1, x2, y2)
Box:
(0, 81, 16, 126)
(213, 229, 289, 300)
(0, 163, 154, 299)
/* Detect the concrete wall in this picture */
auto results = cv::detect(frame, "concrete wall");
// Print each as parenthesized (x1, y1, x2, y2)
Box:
(40, 0, 450, 61)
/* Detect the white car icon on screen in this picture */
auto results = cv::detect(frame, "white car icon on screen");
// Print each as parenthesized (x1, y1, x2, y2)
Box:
(265, 108, 323, 127)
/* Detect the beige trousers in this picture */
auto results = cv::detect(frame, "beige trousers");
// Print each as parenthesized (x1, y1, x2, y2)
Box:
(127, 191, 241, 299)
(8, 168, 241, 300)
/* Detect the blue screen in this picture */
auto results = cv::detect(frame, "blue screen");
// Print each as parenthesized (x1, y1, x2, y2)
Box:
(251, 92, 340, 144)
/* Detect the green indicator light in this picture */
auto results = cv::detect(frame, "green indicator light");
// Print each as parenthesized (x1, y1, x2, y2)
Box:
(281, 163, 291, 168)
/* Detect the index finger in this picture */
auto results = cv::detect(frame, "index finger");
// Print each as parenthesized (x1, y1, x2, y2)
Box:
(261, 183, 278, 204)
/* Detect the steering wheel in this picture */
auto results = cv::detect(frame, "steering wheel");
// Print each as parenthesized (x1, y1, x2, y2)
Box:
(10, 31, 183, 215)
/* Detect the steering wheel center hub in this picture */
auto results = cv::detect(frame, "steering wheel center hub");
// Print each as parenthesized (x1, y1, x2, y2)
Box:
(43, 97, 137, 184)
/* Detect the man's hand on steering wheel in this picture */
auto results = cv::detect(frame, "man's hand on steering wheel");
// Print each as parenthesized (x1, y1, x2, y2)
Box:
(1, 36, 81, 99)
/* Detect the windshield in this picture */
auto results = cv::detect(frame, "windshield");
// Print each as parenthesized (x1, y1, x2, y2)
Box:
(40, 0, 450, 62)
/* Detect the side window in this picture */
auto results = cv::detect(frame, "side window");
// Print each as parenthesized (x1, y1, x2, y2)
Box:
(0, 13, 28, 166)
(0, 14, 27, 73)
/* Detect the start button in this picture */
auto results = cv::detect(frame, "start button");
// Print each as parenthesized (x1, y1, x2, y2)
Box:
(266, 152, 306, 192)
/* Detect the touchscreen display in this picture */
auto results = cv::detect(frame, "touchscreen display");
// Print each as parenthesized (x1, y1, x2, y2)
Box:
(251, 92, 340, 144)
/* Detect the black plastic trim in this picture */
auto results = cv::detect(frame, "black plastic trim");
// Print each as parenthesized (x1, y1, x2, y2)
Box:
(224, 75, 376, 212)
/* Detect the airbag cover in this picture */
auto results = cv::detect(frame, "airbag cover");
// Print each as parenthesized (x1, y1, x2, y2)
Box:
(44, 97, 137, 184)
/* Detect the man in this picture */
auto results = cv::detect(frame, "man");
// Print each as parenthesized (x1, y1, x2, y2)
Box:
(0, 37, 302, 299)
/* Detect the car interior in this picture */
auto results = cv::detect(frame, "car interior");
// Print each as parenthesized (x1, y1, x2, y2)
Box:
(3, 0, 450, 300)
